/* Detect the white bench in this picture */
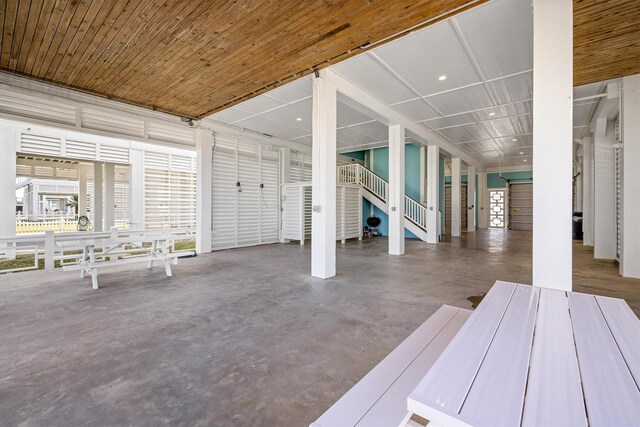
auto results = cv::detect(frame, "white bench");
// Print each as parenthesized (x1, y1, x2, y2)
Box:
(311, 305, 471, 427)
(61, 234, 194, 289)
(407, 281, 640, 426)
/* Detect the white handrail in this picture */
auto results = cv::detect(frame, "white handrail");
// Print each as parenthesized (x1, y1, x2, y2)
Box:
(337, 164, 428, 232)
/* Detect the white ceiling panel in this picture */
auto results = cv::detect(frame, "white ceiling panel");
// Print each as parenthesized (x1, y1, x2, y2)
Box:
(574, 81, 606, 100)
(337, 102, 375, 127)
(483, 117, 517, 139)
(233, 95, 285, 114)
(265, 76, 312, 103)
(211, 107, 254, 124)
(459, 139, 503, 154)
(574, 103, 597, 127)
(291, 135, 312, 145)
(454, 0, 532, 80)
(332, 54, 418, 104)
(234, 116, 309, 139)
(373, 22, 481, 96)
(259, 104, 312, 132)
(337, 127, 378, 146)
(292, 98, 312, 113)
(510, 115, 533, 135)
(392, 99, 440, 121)
(488, 72, 532, 104)
(438, 122, 493, 142)
(426, 84, 494, 116)
(348, 120, 389, 141)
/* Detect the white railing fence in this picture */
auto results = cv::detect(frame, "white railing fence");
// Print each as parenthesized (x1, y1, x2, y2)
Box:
(337, 164, 428, 232)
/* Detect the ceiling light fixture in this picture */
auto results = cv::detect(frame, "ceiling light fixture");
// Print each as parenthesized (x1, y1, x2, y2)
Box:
(519, 151, 524, 155)
(488, 112, 496, 117)
(512, 138, 518, 142)
(523, 159, 528, 162)
(296, 117, 302, 121)
(438, 75, 447, 81)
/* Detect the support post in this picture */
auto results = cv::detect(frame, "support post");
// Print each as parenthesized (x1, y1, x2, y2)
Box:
(621, 74, 640, 278)
(426, 145, 439, 243)
(388, 124, 405, 255)
(467, 166, 476, 232)
(451, 158, 461, 237)
(593, 119, 616, 259)
(104, 162, 115, 229)
(93, 162, 103, 232)
(129, 149, 145, 230)
(532, 0, 573, 290)
(195, 127, 213, 254)
(477, 172, 488, 228)
(44, 230, 55, 270)
(311, 70, 337, 278)
(419, 146, 427, 204)
(0, 122, 16, 239)
(78, 166, 88, 217)
(582, 135, 594, 246)
(280, 147, 291, 243)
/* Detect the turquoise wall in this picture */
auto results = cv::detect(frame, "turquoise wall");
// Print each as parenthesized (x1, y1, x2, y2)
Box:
(487, 171, 533, 188)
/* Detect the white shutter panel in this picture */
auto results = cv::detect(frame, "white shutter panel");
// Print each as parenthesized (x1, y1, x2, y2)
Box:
(282, 185, 302, 241)
(145, 152, 171, 229)
(211, 141, 238, 249)
(237, 140, 260, 246)
(345, 186, 362, 239)
(260, 149, 280, 244)
(336, 186, 345, 240)
(20, 133, 62, 156)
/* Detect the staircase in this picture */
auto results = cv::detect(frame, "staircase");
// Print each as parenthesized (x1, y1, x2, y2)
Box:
(337, 164, 429, 241)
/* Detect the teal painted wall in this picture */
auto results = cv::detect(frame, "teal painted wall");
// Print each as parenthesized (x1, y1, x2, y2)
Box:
(487, 171, 533, 188)
(342, 151, 365, 161)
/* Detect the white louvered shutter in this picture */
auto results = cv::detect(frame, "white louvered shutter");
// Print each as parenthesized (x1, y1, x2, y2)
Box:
(260, 147, 280, 244)
(211, 138, 238, 249)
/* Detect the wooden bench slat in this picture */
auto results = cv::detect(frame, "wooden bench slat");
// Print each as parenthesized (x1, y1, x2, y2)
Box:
(595, 295, 640, 387)
(460, 285, 539, 426)
(407, 281, 516, 419)
(521, 288, 587, 427)
(356, 308, 471, 427)
(568, 292, 640, 426)
(311, 305, 463, 427)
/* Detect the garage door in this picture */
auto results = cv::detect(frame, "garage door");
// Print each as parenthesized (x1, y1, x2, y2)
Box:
(444, 184, 467, 234)
(509, 183, 532, 231)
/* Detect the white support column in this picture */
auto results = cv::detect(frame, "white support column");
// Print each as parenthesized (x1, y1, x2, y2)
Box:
(78, 166, 88, 217)
(593, 119, 617, 259)
(0, 123, 17, 239)
(467, 166, 476, 232)
(621, 74, 640, 278)
(575, 146, 583, 212)
(195, 127, 213, 254)
(419, 145, 427, 204)
(426, 145, 439, 243)
(129, 149, 145, 230)
(388, 124, 405, 255)
(311, 71, 337, 278)
(532, 0, 573, 290)
(451, 158, 462, 237)
(104, 162, 115, 230)
(477, 172, 488, 228)
(280, 147, 291, 243)
(582, 135, 594, 246)
(93, 162, 103, 232)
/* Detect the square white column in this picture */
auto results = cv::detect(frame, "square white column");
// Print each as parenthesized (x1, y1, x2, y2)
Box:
(477, 172, 488, 228)
(451, 158, 461, 237)
(129, 149, 145, 230)
(419, 146, 427, 204)
(388, 124, 405, 255)
(311, 71, 337, 278)
(0, 122, 16, 239)
(532, 0, 573, 290)
(621, 74, 640, 278)
(78, 166, 88, 217)
(582, 135, 594, 246)
(93, 162, 103, 232)
(467, 165, 476, 232)
(594, 119, 616, 259)
(104, 162, 115, 229)
(426, 145, 439, 243)
(195, 127, 213, 254)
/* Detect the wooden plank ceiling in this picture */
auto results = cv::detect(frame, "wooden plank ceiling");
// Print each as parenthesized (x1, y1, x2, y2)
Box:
(1, 0, 638, 120)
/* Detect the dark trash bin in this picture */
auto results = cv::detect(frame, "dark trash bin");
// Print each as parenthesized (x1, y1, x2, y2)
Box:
(572, 212, 583, 240)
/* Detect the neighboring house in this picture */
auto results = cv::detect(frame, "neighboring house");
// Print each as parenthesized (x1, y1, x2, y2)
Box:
(16, 178, 78, 221)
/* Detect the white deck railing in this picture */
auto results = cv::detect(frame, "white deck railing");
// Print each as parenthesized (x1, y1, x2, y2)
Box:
(338, 164, 428, 232)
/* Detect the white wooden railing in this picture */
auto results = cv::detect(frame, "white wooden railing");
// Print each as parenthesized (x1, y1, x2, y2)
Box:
(337, 164, 428, 232)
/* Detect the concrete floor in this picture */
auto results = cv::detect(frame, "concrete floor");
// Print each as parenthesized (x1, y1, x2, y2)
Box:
(0, 229, 638, 426)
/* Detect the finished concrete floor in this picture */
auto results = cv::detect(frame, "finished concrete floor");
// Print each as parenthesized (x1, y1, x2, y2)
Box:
(0, 229, 638, 426)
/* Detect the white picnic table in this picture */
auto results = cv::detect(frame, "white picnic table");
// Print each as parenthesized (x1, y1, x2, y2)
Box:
(60, 233, 191, 290)
(406, 281, 640, 427)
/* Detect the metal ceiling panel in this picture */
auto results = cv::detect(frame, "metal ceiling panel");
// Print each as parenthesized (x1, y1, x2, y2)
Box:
(260, 105, 312, 132)
(374, 21, 481, 97)
(573, 102, 597, 127)
(212, 107, 255, 124)
(337, 102, 376, 127)
(483, 117, 517, 139)
(265, 77, 312, 103)
(348, 120, 389, 141)
(438, 122, 492, 142)
(426, 84, 494, 116)
(454, 0, 532, 80)
(337, 127, 378, 146)
(332, 55, 418, 104)
(392, 99, 441, 121)
(488, 72, 532, 104)
(232, 95, 286, 114)
(234, 116, 309, 139)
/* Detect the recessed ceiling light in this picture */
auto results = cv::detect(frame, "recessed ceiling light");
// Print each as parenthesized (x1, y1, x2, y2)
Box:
(296, 117, 302, 121)
(519, 151, 524, 155)
(523, 159, 528, 162)
(488, 112, 496, 117)
(512, 138, 518, 142)
(438, 75, 447, 81)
